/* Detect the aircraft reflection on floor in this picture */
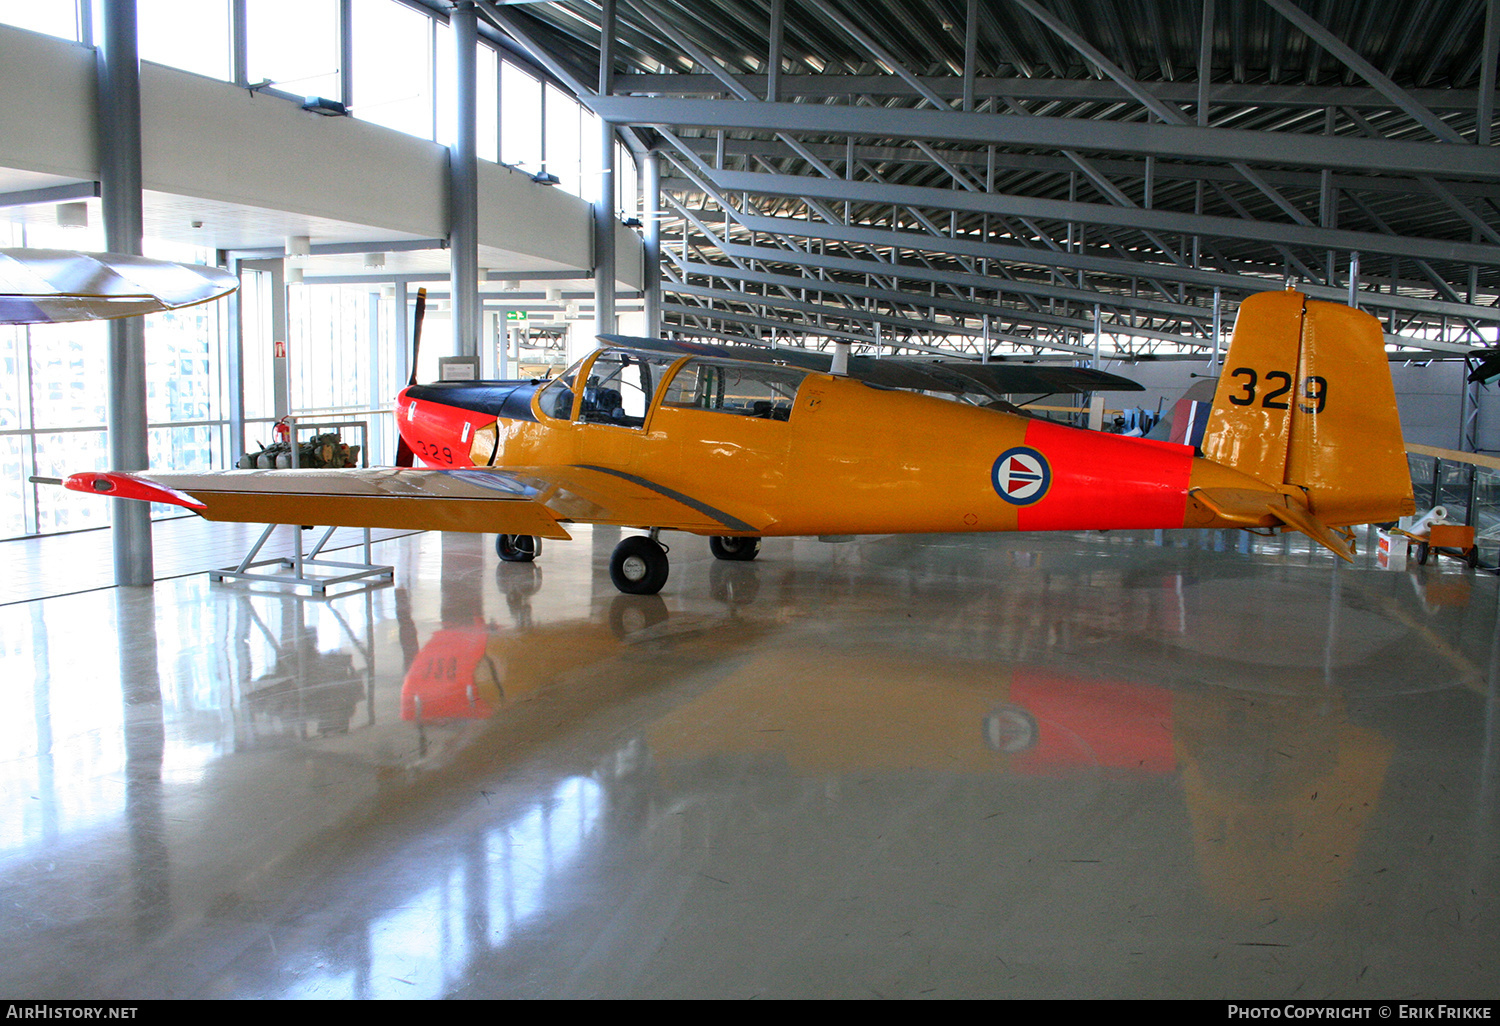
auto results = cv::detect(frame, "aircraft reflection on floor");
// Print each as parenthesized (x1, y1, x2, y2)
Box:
(2, 528, 1496, 998)
(382, 537, 1424, 926)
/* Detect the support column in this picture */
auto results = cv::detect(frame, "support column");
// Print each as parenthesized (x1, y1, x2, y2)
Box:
(394, 281, 410, 385)
(449, 1, 480, 359)
(225, 254, 245, 460)
(643, 152, 662, 337)
(94, 0, 152, 587)
(1211, 287, 1222, 372)
(767, 0, 784, 102)
(594, 0, 617, 338)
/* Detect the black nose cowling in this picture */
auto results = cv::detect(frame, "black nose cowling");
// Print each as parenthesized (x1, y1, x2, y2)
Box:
(403, 380, 542, 423)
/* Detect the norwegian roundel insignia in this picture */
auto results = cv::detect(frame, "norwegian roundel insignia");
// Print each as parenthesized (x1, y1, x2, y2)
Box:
(991, 446, 1051, 506)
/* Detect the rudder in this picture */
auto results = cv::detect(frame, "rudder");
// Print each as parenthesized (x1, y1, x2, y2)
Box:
(1202, 290, 1414, 528)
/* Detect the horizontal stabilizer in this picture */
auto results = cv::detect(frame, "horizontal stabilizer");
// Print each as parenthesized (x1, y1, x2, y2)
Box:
(1266, 503, 1354, 562)
(1190, 485, 1353, 562)
(1188, 486, 1281, 526)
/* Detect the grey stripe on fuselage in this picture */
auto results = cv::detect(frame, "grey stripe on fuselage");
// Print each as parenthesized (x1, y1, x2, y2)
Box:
(573, 465, 758, 532)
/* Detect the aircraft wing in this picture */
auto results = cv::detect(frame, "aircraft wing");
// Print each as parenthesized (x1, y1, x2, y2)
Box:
(59, 463, 776, 538)
(62, 467, 574, 539)
(598, 333, 1143, 397)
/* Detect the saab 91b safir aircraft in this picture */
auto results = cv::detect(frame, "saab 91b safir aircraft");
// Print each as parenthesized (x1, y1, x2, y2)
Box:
(57, 290, 1415, 595)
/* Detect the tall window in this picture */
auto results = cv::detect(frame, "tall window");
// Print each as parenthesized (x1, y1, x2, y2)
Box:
(243, 282, 400, 467)
(617, 142, 638, 221)
(246, 0, 341, 101)
(435, 19, 455, 146)
(0, 1, 79, 41)
(581, 107, 603, 203)
(477, 45, 498, 162)
(288, 285, 374, 415)
(501, 61, 542, 171)
(352, 0, 432, 139)
(545, 83, 581, 195)
(138, 0, 232, 81)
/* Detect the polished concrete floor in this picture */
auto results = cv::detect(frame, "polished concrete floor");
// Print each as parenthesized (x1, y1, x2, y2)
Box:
(1, 525, 1497, 999)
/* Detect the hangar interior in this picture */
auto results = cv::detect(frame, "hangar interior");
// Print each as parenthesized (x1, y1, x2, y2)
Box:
(1, 0, 1499, 999)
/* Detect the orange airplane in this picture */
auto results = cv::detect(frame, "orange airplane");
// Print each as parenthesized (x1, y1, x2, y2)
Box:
(55, 289, 1415, 595)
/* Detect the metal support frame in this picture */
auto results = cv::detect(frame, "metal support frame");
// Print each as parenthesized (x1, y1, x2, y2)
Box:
(469, 0, 1497, 362)
(209, 421, 394, 595)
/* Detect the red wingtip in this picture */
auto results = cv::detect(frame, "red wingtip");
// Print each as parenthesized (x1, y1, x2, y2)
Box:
(64, 471, 207, 511)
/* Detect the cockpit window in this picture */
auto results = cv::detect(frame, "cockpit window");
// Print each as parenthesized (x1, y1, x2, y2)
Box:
(578, 350, 677, 428)
(662, 360, 805, 421)
(536, 360, 583, 420)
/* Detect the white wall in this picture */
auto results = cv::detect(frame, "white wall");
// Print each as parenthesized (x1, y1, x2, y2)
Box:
(0, 28, 95, 180)
(0, 23, 642, 285)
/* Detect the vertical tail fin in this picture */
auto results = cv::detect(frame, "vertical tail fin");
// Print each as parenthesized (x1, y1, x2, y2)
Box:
(1202, 290, 1414, 527)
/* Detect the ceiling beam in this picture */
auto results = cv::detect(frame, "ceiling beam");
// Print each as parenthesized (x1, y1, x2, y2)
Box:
(701, 166, 1500, 266)
(676, 211, 1499, 322)
(590, 95, 1500, 180)
(611, 73, 1498, 113)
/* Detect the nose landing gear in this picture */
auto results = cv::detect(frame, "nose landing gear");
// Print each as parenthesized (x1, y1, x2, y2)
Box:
(496, 534, 541, 562)
(709, 535, 761, 561)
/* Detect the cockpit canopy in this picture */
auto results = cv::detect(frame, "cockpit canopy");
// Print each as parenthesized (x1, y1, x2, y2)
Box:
(661, 360, 803, 421)
(539, 348, 808, 426)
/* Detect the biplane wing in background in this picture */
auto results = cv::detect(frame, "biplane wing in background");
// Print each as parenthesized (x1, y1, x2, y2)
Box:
(596, 333, 1145, 404)
(0, 248, 238, 324)
(54, 290, 1415, 596)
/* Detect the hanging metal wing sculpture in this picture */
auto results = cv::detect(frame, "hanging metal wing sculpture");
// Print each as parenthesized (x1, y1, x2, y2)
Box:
(0, 248, 238, 325)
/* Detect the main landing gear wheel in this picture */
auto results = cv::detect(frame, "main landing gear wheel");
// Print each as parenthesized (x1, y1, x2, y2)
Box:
(709, 535, 761, 561)
(496, 534, 541, 562)
(610, 535, 670, 595)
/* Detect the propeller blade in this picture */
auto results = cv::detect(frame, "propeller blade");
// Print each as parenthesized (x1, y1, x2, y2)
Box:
(395, 287, 428, 468)
(409, 287, 426, 386)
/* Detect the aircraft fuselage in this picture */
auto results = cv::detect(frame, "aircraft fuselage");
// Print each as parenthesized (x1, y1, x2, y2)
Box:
(395, 349, 1268, 540)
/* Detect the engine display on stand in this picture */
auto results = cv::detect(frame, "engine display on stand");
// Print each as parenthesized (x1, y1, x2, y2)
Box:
(238, 431, 361, 470)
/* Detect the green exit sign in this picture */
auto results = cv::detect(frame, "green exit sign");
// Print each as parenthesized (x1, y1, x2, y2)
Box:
(506, 310, 528, 322)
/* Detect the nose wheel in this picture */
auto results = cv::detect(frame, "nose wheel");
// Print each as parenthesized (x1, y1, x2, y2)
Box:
(496, 534, 541, 562)
(610, 535, 670, 594)
(709, 535, 760, 561)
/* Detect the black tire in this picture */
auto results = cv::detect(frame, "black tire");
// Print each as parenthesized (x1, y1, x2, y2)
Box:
(709, 535, 761, 561)
(496, 534, 540, 562)
(610, 536, 670, 595)
(1417, 542, 1430, 565)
